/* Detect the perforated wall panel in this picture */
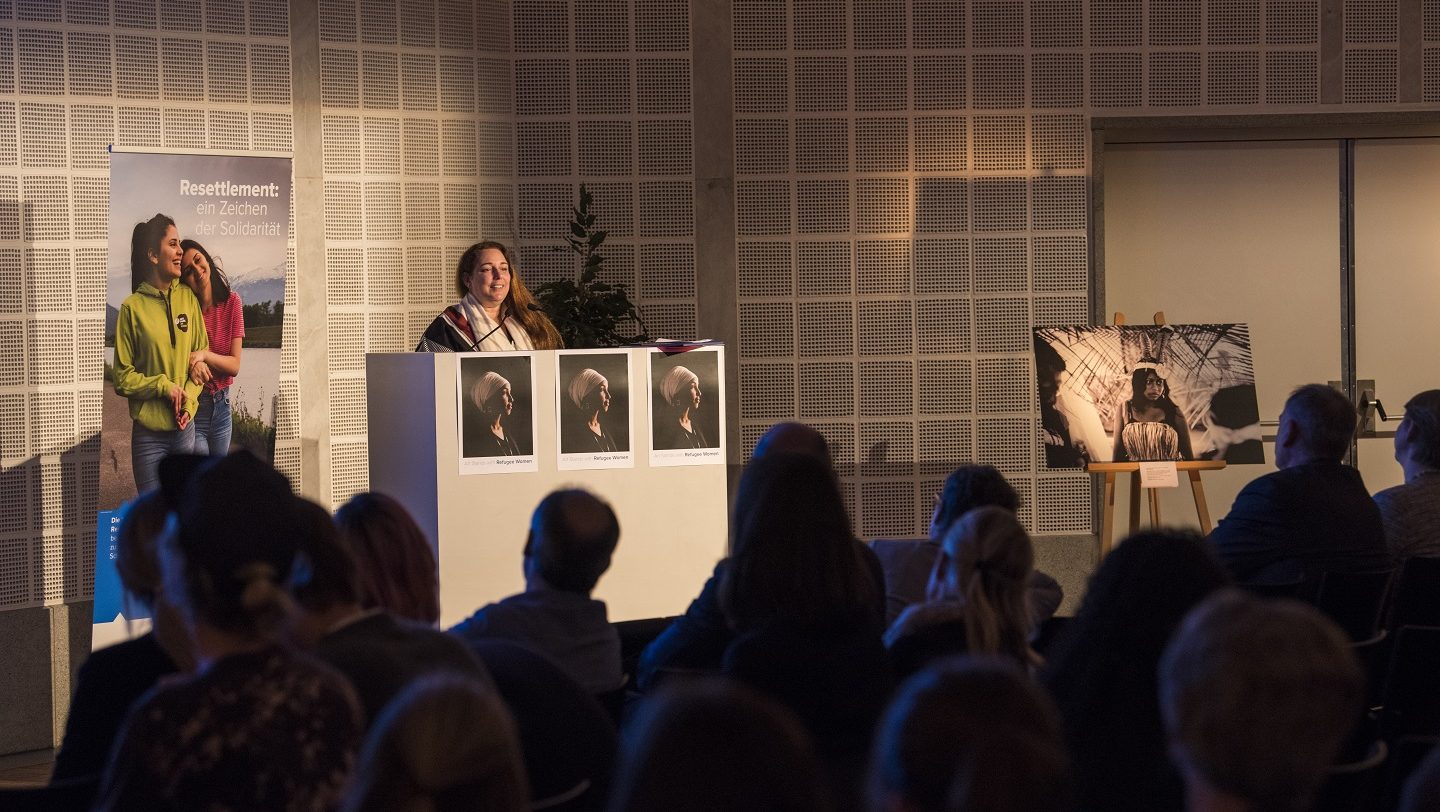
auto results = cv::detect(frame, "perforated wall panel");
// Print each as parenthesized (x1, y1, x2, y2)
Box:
(730, 0, 1369, 537)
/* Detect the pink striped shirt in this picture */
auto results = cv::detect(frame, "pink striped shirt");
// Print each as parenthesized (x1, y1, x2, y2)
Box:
(202, 293, 245, 394)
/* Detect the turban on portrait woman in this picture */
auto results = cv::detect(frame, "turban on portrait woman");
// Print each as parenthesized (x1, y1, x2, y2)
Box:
(471, 371, 511, 413)
(568, 368, 608, 410)
(661, 366, 699, 408)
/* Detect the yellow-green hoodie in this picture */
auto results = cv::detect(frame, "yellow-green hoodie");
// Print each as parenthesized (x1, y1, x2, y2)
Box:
(113, 281, 208, 431)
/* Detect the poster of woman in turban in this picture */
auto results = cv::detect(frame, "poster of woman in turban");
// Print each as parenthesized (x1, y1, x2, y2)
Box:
(650, 348, 725, 466)
(556, 350, 634, 470)
(458, 353, 538, 474)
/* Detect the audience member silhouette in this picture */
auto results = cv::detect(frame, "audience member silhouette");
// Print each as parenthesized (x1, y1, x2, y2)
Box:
(1207, 384, 1389, 587)
(869, 464, 1063, 627)
(885, 507, 1038, 678)
(52, 491, 186, 794)
(868, 656, 1071, 812)
(1375, 389, 1440, 562)
(95, 451, 361, 811)
(465, 638, 619, 811)
(343, 674, 528, 812)
(1159, 590, 1363, 812)
(1042, 529, 1230, 812)
(717, 453, 891, 807)
(944, 727, 1075, 812)
(334, 491, 441, 624)
(451, 489, 624, 695)
(287, 497, 493, 727)
(607, 679, 831, 812)
(636, 421, 885, 690)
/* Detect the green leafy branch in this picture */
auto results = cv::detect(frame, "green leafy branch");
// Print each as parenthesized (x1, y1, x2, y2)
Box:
(535, 184, 651, 348)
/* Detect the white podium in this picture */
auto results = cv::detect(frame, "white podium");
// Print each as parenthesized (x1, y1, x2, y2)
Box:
(365, 349, 730, 627)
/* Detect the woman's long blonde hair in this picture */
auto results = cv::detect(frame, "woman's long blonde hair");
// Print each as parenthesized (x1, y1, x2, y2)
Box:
(455, 241, 563, 350)
(344, 675, 528, 812)
(930, 506, 1039, 667)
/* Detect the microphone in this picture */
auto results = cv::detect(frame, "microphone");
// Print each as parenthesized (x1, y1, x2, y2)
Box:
(469, 318, 509, 351)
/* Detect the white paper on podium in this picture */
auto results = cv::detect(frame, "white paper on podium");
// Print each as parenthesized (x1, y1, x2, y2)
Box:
(1139, 461, 1180, 489)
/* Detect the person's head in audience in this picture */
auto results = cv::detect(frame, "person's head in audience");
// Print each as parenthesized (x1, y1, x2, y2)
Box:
(344, 674, 527, 812)
(334, 491, 440, 625)
(1159, 590, 1363, 812)
(721, 453, 880, 632)
(869, 656, 1070, 812)
(608, 679, 830, 812)
(1274, 384, 1358, 469)
(926, 506, 1037, 667)
(1040, 529, 1229, 812)
(930, 465, 1018, 539)
(162, 450, 300, 657)
(523, 488, 619, 596)
(752, 421, 832, 466)
(1395, 389, 1440, 480)
(117, 489, 196, 670)
(1043, 528, 1230, 707)
(945, 728, 1075, 812)
(116, 490, 169, 611)
(288, 496, 364, 646)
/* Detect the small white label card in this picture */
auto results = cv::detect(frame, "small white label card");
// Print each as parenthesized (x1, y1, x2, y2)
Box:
(1139, 461, 1179, 489)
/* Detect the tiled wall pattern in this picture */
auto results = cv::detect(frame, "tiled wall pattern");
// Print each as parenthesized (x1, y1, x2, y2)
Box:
(730, 0, 1417, 538)
(0, 0, 294, 610)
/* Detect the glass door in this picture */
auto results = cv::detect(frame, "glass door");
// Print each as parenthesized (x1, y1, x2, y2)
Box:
(1354, 137, 1440, 494)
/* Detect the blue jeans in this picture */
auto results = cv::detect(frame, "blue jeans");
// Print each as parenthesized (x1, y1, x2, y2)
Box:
(194, 388, 233, 456)
(131, 421, 196, 494)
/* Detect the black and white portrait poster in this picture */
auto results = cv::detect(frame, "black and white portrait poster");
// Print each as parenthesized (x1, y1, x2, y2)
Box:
(649, 347, 725, 467)
(458, 353, 538, 475)
(1033, 324, 1264, 469)
(555, 350, 634, 471)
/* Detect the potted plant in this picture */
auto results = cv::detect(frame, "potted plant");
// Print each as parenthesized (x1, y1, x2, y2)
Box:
(534, 185, 650, 348)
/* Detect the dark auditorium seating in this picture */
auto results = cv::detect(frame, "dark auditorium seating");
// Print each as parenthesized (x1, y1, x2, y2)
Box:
(1381, 626, 1440, 739)
(1316, 738, 1388, 812)
(1238, 577, 1306, 600)
(1315, 569, 1395, 641)
(1379, 735, 1439, 812)
(1390, 558, 1440, 630)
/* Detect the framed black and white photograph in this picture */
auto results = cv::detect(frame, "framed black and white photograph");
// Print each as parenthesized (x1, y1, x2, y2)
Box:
(458, 353, 539, 474)
(649, 347, 725, 466)
(555, 350, 634, 470)
(1034, 324, 1264, 469)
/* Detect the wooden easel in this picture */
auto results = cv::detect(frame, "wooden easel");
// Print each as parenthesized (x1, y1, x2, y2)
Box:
(1089, 460, 1226, 555)
(1086, 311, 1227, 556)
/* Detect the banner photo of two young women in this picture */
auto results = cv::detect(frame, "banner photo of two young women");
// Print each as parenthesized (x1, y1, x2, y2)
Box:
(96, 150, 290, 625)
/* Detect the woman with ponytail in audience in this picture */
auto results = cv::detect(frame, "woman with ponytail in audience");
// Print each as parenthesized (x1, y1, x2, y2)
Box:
(885, 506, 1039, 679)
(179, 239, 244, 456)
(95, 452, 361, 812)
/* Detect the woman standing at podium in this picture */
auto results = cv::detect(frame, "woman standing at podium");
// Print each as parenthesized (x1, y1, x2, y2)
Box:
(416, 241, 563, 352)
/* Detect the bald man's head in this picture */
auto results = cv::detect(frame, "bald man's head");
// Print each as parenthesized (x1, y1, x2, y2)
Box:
(525, 489, 620, 594)
(752, 422, 831, 467)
